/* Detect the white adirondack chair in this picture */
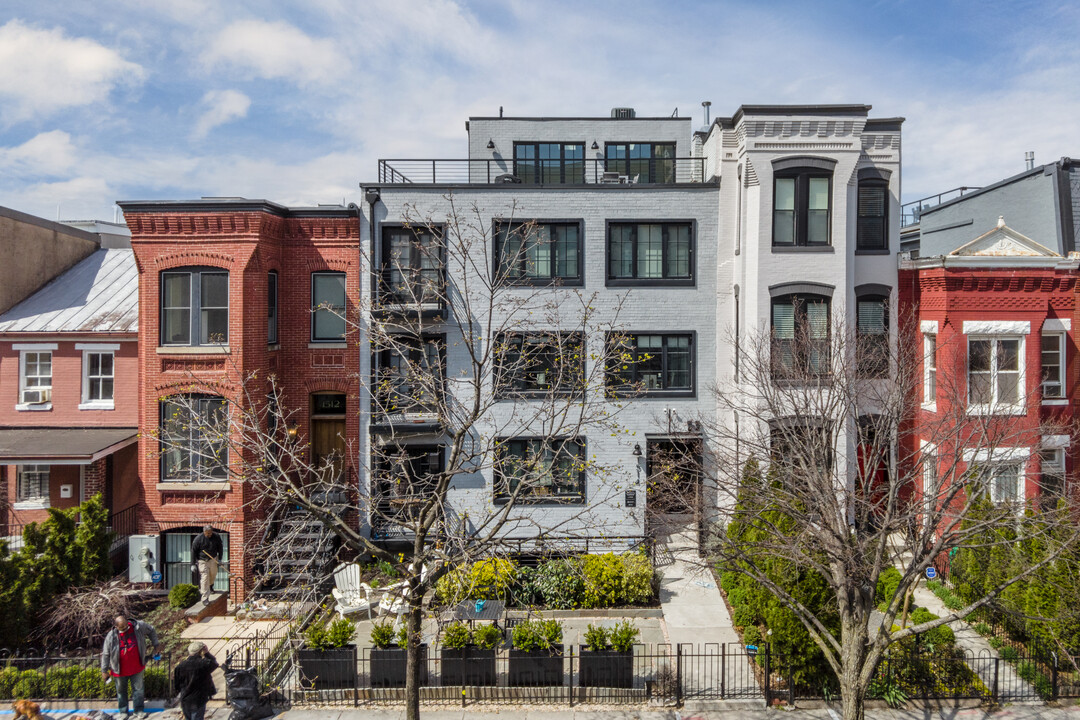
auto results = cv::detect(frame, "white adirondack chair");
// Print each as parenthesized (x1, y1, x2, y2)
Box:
(331, 563, 374, 620)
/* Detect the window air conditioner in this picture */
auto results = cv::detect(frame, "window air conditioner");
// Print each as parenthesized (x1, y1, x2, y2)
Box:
(23, 388, 51, 404)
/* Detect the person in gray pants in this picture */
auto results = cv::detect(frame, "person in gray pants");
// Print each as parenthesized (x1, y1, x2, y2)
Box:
(101, 614, 158, 718)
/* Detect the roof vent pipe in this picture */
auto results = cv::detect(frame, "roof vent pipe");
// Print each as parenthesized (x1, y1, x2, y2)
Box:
(1025, 151, 1035, 170)
(702, 101, 712, 127)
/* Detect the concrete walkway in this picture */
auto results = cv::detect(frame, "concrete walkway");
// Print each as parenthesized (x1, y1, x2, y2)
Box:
(656, 524, 740, 649)
(912, 582, 1038, 702)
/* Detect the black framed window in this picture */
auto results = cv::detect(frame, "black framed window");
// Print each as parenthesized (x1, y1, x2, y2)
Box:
(374, 335, 445, 414)
(606, 332, 694, 396)
(16, 465, 49, 503)
(770, 421, 834, 483)
(160, 268, 229, 346)
(494, 220, 582, 285)
(857, 180, 889, 250)
(771, 294, 830, 378)
(856, 296, 888, 377)
(380, 226, 444, 305)
(311, 272, 346, 342)
(605, 143, 676, 183)
(160, 395, 228, 481)
(513, 143, 585, 184)
(773, 171, 831, 246)
(607, 221, 693, 285)
(495, 437, 585, 502)
(373, 445, 443, 528)
(494, 332, 584, 397)
(268, 271, 279, 345)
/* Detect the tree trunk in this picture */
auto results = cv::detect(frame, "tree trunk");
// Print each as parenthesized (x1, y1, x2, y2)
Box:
(839, 604, 871, 720)
(840, 671, 866, 720)
(405, 602, 422, 720)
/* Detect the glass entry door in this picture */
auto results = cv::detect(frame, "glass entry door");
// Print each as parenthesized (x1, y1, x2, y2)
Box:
(164, 530, 229, 591)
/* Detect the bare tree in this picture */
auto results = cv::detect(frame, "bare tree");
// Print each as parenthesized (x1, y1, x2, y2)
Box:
(155, 196, 643, 719)
(699, 308, 1079, 720)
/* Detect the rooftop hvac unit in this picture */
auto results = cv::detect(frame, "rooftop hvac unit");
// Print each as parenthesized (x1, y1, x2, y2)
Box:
(610, 108, 636, 119)
(128, 534, 160, 583)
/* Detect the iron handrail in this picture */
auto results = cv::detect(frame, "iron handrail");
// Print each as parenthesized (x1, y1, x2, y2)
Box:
(377, 157, 710, 185)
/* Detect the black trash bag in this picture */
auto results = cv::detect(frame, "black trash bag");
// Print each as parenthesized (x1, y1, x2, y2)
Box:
(225, 666, 275, 720)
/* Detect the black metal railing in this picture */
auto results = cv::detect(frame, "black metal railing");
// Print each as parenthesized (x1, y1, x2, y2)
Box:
(0, 651, 175, 701)
(901, 186, 982, 227)
(108, 503, 139, 538)
(377, 158, 710, 185)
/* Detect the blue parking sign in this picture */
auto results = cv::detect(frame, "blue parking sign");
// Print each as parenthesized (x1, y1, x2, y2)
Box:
(925, 567, 936, 580)
(151, 571, 163, 583)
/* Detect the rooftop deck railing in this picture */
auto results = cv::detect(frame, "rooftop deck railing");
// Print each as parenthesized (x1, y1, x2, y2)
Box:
(901, 186, 982, 227)
(377, 158, 709, 185)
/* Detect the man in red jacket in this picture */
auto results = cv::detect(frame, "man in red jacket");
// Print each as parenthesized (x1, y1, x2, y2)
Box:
(101, 614, 158, 718)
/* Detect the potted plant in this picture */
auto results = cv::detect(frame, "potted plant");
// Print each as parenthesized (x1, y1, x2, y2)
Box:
(579, 620, 637, 688)
(369, 621, 428, 688)
(508, 619, 564, 687)
(296, 617, 357, 690)
(440, 622, 499, 686)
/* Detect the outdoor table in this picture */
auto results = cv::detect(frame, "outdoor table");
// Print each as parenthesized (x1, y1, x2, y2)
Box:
(439, 599, 505, 629)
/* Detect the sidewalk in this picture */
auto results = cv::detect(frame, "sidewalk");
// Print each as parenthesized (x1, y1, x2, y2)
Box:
(656, 524, 740, 650)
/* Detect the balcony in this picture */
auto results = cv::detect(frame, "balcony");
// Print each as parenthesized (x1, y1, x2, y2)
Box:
(377, 157, 710, 185)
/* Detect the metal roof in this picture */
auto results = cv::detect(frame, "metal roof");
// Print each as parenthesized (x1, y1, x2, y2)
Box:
(0, 427, 138, 462)
(0, 249, 138, 333)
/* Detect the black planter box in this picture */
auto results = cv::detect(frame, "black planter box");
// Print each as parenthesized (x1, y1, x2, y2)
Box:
(440, 646, 497, 686)
(508, 646, 564, 687)
(579, 648, 634, 688)
(297, 645, 357, 690)
(370, 645, 428, 688)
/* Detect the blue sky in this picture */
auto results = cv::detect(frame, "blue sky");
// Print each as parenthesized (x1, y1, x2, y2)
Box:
(1, 0, 1078, 221)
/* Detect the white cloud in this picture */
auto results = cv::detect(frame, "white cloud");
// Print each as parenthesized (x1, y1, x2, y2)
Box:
(192, 90, 251, 140)
(0, 20, 145, 123)
(0, 130, 78, 177)
(202, 20, 347, 86)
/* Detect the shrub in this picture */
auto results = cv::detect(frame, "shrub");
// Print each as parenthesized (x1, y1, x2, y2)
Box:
(973, 622, 992, 636)
(742, 625, 762, 648)
(435, 558, 518, 604)
(876, 567, 902, 609)
(370, 622, 395, 650)
(1000, 645, 1019, 662)
(0, 666, 20, 699)
(144, 666, 168, 698)
(72, 667, 105, 698)
(44, 665, 79, 698)
(169, 583, 200, 610)
(581, 553, 624, 608)
(473, 623, 502, 650)
(583, 624, 608, 652)
(909, 607, 955, 650)
(512, 619, 563, 652)
(622, 552, 654, 605)
(732, 604, 755, 628)
(988, 637, 1003, 650)
(609, 620, 639, 652)
(396, 624, 410, 649)
(326, 618, 355, 648)
(531, 558, 584, 609)
(443, 622, 471, 650)
(304, 621, 329, 651)
(13, 669, 44, 699)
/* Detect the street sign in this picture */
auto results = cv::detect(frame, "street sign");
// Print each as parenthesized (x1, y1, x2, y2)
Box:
(151, 571, 163, 584)
(925, 566, 937, 580)
(745, 644, 758, 656)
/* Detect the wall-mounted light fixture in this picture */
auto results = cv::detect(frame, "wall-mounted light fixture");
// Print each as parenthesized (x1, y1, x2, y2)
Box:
(591, 141, 599, 150)
(632, 443, 642, 457)
(287, 425, 299, 438)
(487, 139, 496, 149)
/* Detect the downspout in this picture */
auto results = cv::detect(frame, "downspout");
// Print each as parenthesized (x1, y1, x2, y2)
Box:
(361, 189, 381, 540)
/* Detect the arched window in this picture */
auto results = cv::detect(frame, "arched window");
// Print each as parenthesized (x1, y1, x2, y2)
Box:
(771, 293, 830, 378)
(772, 157, 835, 247)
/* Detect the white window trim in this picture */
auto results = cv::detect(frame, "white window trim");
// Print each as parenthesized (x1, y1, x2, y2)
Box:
(963, 446, 1031, 463)
(963, 320, 1030, 336)
(920, 440, 937, 527)
(79, 347, 116, 410)
(1040, 332, 1066, 404)
(967, 335, 1026, 415)
(1042, 434, 1071, 449)
(1043, 318, 1071, 332)
(14, 464, 50, 509)
(16, 344, 57, 412)
(920, 320, 939, 334)
(987, 462, 1024, 505)
(922, 332, 937, 411)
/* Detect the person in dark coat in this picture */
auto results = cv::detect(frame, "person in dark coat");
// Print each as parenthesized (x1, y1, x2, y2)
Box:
(173, 641, 218, 720)
(190, 526, 224, 604)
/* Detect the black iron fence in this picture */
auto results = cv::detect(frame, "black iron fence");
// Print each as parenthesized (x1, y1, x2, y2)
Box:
(0, 651, 175, 701)
(377, 158, 710, 185)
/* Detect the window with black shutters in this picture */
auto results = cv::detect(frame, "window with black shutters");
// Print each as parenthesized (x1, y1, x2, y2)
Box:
(856, 297, 888, 377)
(857, 180, 888, 251)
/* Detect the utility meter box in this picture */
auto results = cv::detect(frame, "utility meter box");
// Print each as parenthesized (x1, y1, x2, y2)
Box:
(128, 535, 160, 583)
